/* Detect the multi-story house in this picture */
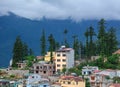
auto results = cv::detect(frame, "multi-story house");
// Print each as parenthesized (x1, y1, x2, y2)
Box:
(26, 74, 50, 87)
(55, 46, 74, 72)
(90, 74, 112, 87)
(58, 76, 85, 87)
(31, 61, 55, 77)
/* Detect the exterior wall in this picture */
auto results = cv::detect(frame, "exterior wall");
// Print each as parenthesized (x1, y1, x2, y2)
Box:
(90, 74, 113, 87)
(82, 66, 98, 75)
(66, 50, 74, 69)
(26, 74, 50, 87)
(55, 52, 67, 72)
(116, 70, 120, 77)
(44, 52, 55, 62)
(60, 81, 85, 87)
(7, 70, 29, 78)
(17, 63, 27, 69)
(32, 63, 55, 76)
(27, 82, 50, 87)
(58, 77, 85, 87)
(95, 70, 116, 78)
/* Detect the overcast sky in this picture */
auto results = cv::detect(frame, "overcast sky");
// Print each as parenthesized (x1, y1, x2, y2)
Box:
(0, 0, 120, 21)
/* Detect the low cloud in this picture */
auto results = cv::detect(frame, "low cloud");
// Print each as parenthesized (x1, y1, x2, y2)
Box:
(0, 0, 120, 21)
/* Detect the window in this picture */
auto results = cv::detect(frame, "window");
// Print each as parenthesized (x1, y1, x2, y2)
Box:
(62, 64, 66, 67)
(32, 76, 34, 78)
(63, 81, 65, 84)
(62, 54, 66, 57)
(43, 85, 47, 87)
(68, 82, 71, 84)
(36, 71, 39, 73)
(57, 54, 60, 57)
(40, 66, 42, 69)
(36, 66, 39, 69)
(62, 59, 66, 62)
(49, 66, 51, 69)
(44, 71, 46, 74)
(57, 59, 61, 62)
(57, 64, 60, 67)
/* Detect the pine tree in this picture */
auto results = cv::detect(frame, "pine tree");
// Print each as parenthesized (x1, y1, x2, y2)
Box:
(40, 29, 46, 56)
(97, 19, 106, 56)
(29, 48, 34, 56)
(63, 29, 69, 47)
(72, 35, 79, 60)
(89, 26, 96, 56)
(48, 34, 56, 63)
(84, 29, 89, 58)
(22, 43, 28, 59)
(12, 36, 23, 67)
(106, 27, 118, 56)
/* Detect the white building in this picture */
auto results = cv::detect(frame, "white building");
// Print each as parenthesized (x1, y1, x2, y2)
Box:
(95, 69, 116, 79)
(82, 65, 98, 75)
(55, 46, 74, 72)
(26, 74, 50, 87)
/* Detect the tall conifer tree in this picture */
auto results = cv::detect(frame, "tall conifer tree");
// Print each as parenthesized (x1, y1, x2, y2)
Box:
(97, 19, 106, 56)
(40, 29, 46, 56)
(12, 36, 23, 67)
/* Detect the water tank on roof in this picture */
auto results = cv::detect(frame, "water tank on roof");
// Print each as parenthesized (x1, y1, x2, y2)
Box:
(61, 45, 66, 49)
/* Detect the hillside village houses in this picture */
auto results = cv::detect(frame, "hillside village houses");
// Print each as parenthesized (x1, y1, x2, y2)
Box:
(2, 47, 120, 87)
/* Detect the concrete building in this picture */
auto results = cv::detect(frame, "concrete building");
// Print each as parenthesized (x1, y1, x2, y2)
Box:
(26, 74, 50, 87)
(55, 46, 74, 72)
(58, 76, 85, 87)
(95, 69, 116, 79)
(44, 52, 56, 62)
(90, 74, 112, 87)
(82, 65, 98, 75)
(17, 62, 27, 69)
(31, 61, 55, 76)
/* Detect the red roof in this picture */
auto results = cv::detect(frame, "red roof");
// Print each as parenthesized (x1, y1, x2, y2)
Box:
(60, 76, 84, 81)
(109, 83, 120, 87)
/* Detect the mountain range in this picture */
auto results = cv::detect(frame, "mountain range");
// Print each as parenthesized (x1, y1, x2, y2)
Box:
(0, 13, 120, 68)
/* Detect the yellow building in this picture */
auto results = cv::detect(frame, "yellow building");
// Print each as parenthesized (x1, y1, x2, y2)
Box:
(44, 52, 55, 62)
(58, 76, 85, 87)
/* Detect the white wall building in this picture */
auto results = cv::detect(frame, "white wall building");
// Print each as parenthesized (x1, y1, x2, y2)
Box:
(26, 74, 50, 87)
(82, 65, 99, 75)
(95, 69, 116, 79)
(55, 46, 74, 72)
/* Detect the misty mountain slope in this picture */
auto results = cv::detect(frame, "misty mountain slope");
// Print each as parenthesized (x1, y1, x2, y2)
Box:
(0, 14, 120, 67)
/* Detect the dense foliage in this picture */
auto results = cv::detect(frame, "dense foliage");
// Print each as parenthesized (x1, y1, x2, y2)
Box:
(12, 36, 33, 67)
